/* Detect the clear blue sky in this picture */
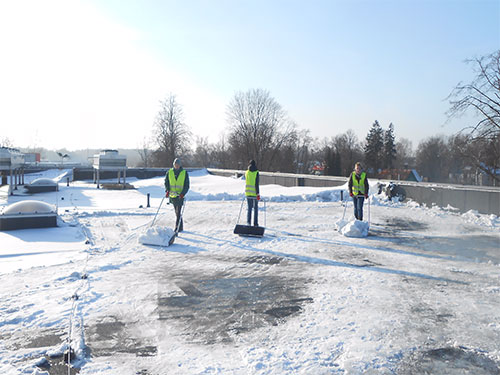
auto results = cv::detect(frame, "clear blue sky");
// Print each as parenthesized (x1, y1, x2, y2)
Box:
(0, 0, 498, 151)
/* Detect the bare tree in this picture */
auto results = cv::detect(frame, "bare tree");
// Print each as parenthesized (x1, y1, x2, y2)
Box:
(211, 134, 231, 169)
(153, 94, 191, 167)
(0, 137, 13, 148)
(226, 89, 296, 171)
(332, 130, 363, 176)
(447, 50, 500, 183)
(394, 138, 414, 169)
(449, 133, 500, 186)
(192, 136, 212, 168)
(137, 137, 154, 168)
(294, 130, 314, 174)
(416, 135, 450, 182)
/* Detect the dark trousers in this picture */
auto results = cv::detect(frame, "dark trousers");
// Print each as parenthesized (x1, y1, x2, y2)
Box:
(171, 197, 184, 232)
(353, 195, 365, 221)
(247, 197, 258, 226)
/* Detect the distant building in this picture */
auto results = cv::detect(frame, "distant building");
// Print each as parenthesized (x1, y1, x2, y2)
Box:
(0, 147, 25, 193)
(377, 168, 422, 182)
(23, 153, 41, 164)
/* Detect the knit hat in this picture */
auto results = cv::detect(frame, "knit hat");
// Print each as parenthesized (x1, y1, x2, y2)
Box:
(249, 159, 256, 168)
(173, 158, 181, 167)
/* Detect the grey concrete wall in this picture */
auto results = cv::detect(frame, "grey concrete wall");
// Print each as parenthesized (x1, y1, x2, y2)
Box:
(393, 182, 500, 215)
(208, 168, 347, 188)
(208, 168, 500, 216)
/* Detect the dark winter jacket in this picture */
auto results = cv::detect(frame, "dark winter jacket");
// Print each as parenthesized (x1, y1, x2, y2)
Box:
(348, 172, 369, 196)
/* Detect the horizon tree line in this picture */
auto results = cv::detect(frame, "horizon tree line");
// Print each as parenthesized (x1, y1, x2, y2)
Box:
(7, 51, 497, 186)
(145, 50, 499, 185)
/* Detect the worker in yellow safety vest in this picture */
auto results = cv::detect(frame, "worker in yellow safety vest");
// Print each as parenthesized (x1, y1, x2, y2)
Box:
(245, 159, 261, 226)
(348, 162, 369, 221)
(165, 158, 190, 232)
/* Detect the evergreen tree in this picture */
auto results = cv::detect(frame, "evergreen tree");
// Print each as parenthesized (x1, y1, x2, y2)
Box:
(383, 123, 397, 169)
(364, 120, 384, 172)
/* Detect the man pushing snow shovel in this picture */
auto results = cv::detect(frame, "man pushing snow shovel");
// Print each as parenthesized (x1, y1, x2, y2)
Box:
(335, 162, 370, 238)
(348, 162, 369, 221)
(165, 158, 189, 234)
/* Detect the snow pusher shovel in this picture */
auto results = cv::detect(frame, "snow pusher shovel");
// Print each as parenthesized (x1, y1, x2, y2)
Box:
(138, 196, 178, 247)
(334, 195, 350, 231)
(233, 197, 266, 237)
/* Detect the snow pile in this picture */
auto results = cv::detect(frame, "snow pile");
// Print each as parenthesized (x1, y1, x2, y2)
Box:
(339, 219, 369, 237)
(138, 226, 175, 246)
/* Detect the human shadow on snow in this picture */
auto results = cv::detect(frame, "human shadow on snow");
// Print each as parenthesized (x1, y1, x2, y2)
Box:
(184, 232, 467, 285)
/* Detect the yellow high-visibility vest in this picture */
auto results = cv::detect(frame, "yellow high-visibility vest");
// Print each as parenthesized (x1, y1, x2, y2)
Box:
(245, 170, 258, 197)
(168, 169, 186, 198)
(351, 171, 366, 196)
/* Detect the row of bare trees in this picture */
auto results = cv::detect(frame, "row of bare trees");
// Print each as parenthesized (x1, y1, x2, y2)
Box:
(141, 50, 499, 186)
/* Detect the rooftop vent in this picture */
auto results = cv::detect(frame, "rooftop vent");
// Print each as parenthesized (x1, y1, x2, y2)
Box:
(92, 149, 127, 188)
(25, 178, 58, 193)
(0, 147, 25, 194)
(0, 200, 57, 230)
(93, 150, 127, 170)
(0, 147, 24, 170)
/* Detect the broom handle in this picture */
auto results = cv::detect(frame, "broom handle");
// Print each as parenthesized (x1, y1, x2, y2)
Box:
(236, 196, 246, 225)
(177, 198, 187, 231)
(341, 193, 350, 221)
(368, 194, 371, 226)
(150, 196, 165, 227)
(263, 198, 266, 228)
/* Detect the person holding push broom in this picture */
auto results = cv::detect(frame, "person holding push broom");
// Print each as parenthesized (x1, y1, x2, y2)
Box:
(245, 159, 260, 226)
(165, 158, 189, 233)
(348, 162, 369, 221)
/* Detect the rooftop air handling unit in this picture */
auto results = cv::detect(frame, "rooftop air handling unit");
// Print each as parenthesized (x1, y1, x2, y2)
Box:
(25, 178, 59, 193)
(92, 149, 127, 189)
(0, 200, 57, 230)
(0, 147, 25, 195)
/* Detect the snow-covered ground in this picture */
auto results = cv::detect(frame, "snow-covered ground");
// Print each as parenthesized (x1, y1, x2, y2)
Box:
(0, 169, 499, 375)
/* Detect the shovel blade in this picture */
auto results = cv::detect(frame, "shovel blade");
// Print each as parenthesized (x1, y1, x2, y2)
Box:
(168, 233, 176, 246)
(233, 224, 265, 237)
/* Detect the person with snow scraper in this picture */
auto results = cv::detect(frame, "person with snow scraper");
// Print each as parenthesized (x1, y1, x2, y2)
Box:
(245, 159, 261, 226)
(165, 158, 190, 232)
(348, 162, 369, 221)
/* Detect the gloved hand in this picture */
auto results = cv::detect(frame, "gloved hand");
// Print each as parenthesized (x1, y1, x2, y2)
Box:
(257, 194, 260, 201)
(349, 193, 353, 197)
(180, 193, 184, 199)
(165, 191, 169, 198)
(364, 194, 369, 198)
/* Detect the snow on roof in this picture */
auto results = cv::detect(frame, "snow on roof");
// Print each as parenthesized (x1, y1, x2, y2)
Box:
(29, 178, 57, 186)
(2, 200, 56, 215)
